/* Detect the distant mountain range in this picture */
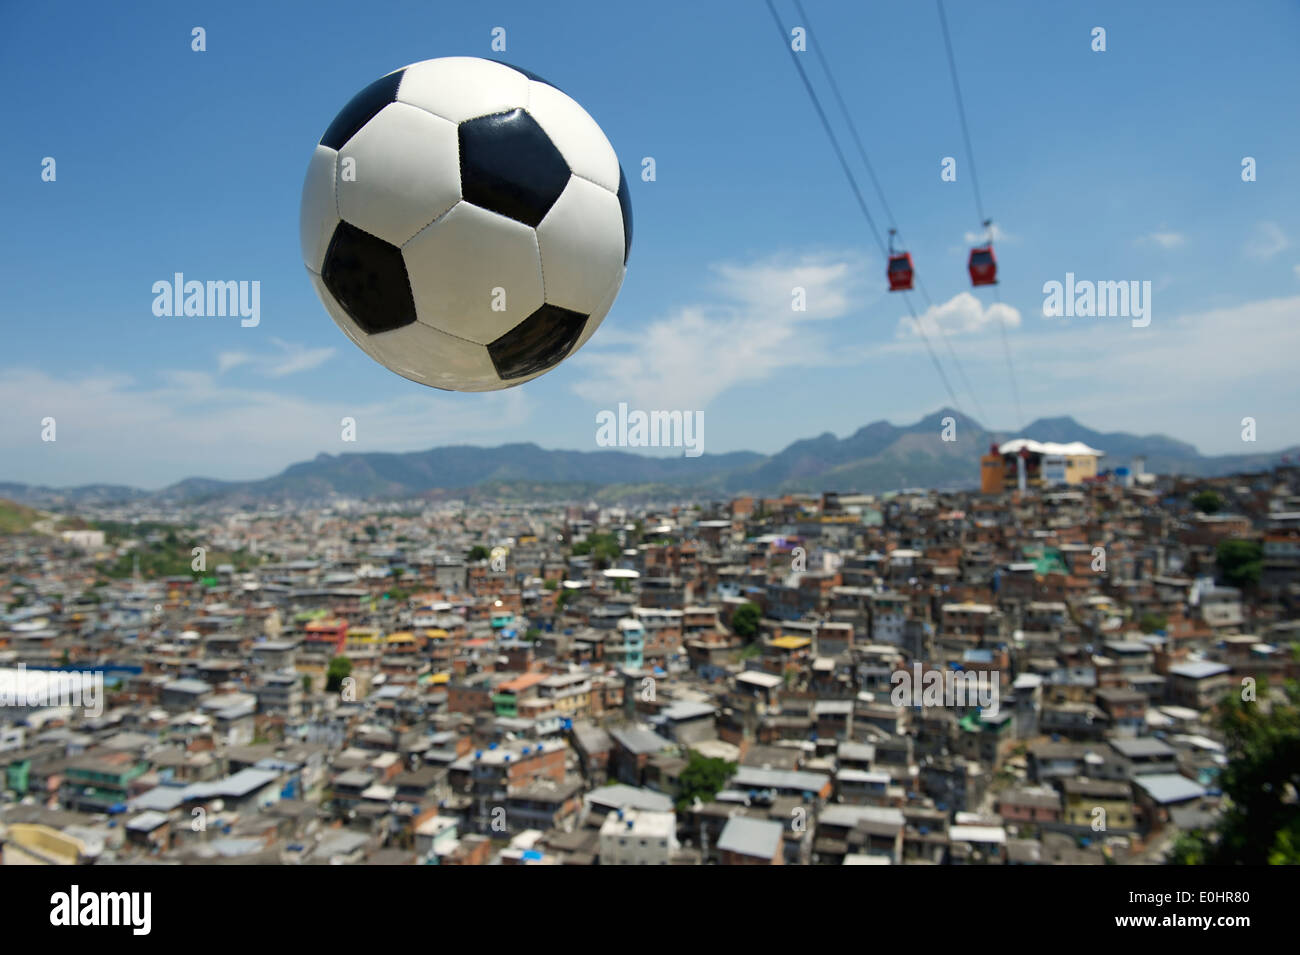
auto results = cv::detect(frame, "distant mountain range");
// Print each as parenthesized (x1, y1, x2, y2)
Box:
(2, 410, 1296, 508)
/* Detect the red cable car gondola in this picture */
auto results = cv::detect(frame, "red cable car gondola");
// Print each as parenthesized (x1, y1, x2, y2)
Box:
(968, 245, 996, 286)
(968, 220, 998, 287)
(887, 228, 914, 292)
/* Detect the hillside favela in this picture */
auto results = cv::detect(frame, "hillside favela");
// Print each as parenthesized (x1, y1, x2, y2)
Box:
(1, 415, 1297, 868)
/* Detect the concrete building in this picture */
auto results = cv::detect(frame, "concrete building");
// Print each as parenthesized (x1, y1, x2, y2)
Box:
(598, 808, 678, 865)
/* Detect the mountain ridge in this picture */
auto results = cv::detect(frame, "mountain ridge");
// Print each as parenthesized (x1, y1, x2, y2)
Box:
(3, 411, 1295, 507)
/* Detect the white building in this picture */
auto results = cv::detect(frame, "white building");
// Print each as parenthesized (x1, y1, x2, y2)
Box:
(60, 530, 106, 550)
(599, 809, 677, 865)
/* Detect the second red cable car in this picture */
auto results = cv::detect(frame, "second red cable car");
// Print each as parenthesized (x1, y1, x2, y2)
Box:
(968, 219, 998, 286)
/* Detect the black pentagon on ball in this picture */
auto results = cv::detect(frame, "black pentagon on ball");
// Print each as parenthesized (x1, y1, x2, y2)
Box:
(459, 109, 571, 227)
(488, 303, 588, 380)
(616, 165, 633, 265)
(321, 221, 416, 334)
(319, 70, 405, 150)
(491, 60, 560, 90)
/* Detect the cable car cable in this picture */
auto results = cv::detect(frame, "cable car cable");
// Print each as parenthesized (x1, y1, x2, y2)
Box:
(793, 0, 899, 235)
(991, 286, 1025, 430)
(764, 0, 964, 417)
(935, 0, 1025, 433)
(936, 0, 986, 228)
(793, 0, 987, 426)
(914, 276, 989, 426)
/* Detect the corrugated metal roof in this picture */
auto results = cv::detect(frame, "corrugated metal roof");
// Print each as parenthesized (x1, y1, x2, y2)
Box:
(716, 816, 783, 858)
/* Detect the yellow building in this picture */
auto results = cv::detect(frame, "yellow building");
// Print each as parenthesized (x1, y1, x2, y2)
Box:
(770, 635, 812, 652)
(980, 446, 1005, 495)
(765, 635, 813, 672)
(1064, 454, 1100, 484)
(538, 672, 591, 719)
(980, 439, 1104, 493)
(2, 824, 87, 865)
(344, 626, 381, 653)
(1062, 779, 1134, 832)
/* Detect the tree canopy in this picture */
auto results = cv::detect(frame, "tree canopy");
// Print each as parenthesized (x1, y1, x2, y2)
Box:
(1191, 489, 1223, 514)
(1170, 680, 1300, 865)
(325, 655, 353, 693)
(732, 602, 762, 640)
(1138, 611, 1168, 634)
(572, 532, 621, 569)
(1217, 538, 1263, 590)
(675, 751, 736, 812)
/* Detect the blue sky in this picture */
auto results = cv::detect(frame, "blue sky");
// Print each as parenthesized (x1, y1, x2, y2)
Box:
(3, 0, 1299, 488)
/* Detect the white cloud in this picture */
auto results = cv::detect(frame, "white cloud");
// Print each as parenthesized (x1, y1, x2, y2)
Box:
(896, 291, 1021, 339)
(0, 367, 532, 489)
(1138, 231, 1186, 249)
(1245, 222, 1289, 260)
(868, 290, 1300, 452)
(217, 352, 251, 374)
(963, 223, 1013, 244)
(569, 252, 870, 409)
(216, 339, 335, 378)
(995, 295, 1300, 451)
(1030, 294, 1300, 380)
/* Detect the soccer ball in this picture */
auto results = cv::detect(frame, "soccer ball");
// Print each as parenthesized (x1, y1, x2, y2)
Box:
(300, 57, 631, 391)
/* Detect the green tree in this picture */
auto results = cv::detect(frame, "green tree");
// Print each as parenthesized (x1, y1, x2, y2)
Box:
(1217, 539, 1263, 590)
(732, 602, 761, 640)
(1170, 680, 1300, 865)
(325, 655, 353, 693)
(1138, 612, 1168, 634)
(466, 545, 490, 562)
(572, 532, 621, 569)
(1267, 820, 1300, 865)
(1192, 490, 1223, 514)
(675, 751, 736, 811)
